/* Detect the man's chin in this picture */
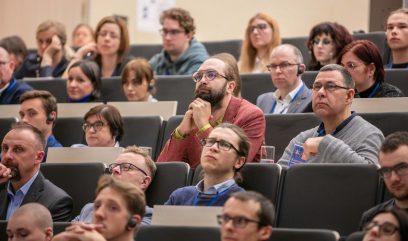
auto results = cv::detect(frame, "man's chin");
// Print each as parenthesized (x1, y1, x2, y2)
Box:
(9, 167, 21, 181)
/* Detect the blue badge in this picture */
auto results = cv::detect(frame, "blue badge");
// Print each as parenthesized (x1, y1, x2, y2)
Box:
(289, 144, 307, 167)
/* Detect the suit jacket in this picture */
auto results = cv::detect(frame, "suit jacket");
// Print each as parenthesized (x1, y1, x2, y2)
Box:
(256, 82, 312, 114)
(0, 172, 73, 221)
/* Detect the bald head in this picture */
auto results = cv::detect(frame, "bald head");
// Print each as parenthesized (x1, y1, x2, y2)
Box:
(12, 203, 53, 229)
(270, 44, 304, 64)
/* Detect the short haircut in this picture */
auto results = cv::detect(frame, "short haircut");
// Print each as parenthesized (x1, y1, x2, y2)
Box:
(84, 104, 124, 142)
(380, 131, 408, 153)
(96, 175, 146, 217)
(367, 208, 408, 241)
(0, 35, 28, 63)
(94, 16, 129, 62)
(160, 8, 195, 34)
(338, 40, 384, 83)
(9, 122, 46, 151)
(20, 90, 58, 118)
(122, 145, 157, 179)
(307, 22, 352, 67)
(10, 203, 53, 230)
(319, 64, 355, 89)
(68, 60, 102, 99)
(121, 58, 156, 94)
(387, 8, 408, 21)
(272, 44, 304, 64)
(210, 53, 241, 97)
(229, 191, 275, 228)
(215, 123, 250, 160)
(36, 20, 67, 47)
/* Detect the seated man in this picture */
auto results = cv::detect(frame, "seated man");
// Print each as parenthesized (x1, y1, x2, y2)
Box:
(278, 64, 384, 167)
(257, 44, 312, 114)
(360, 131, 408, 228)
(6, 203, 53, 241)
(0, 47, 32, 104)
(53, 175, 145, 241)
(165, 123, 248, 206)
(219, 191, 274, 241)
(149, 7, 208, 75)
(73, 145, 156, 225)
(158, 53, 265, 167)
(0, 122, 72, 221)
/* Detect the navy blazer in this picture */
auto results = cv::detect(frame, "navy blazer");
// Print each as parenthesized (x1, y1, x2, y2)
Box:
(256, 81, 312, 114)
(0, 172, 73, 221)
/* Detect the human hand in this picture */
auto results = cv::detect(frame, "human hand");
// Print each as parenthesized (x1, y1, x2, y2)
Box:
(52, 223, 106, 241)
(75, 42, 97, 59)
(42, 35, 63, 65)
(301, 137, 324, 160)
(0, 163, 12, 184)
(177, 109, 195, 136)
(189, 98, 212, 129)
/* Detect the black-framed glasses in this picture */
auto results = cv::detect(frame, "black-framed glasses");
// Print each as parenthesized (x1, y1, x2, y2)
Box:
(200, 138, 241, 155)
(217, 214, 260, 229)
(378, 162, 408, 179)
(108, 163, 148, 176)
(82, 121, 105, 132)
(248, 23, 269, 33)
(363, 221, 399, 236)
(312, 82, 350, 92)
(266, 62, 299, 72)
(159, 28, 185, 37)
(342, 62, 365, 72)
(192, 70, 228, 83)
(313, 38, 332, 46)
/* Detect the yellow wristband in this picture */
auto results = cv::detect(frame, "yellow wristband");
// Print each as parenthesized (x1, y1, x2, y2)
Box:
(174, 128, 186, 140)
(197, 123, 212, 134)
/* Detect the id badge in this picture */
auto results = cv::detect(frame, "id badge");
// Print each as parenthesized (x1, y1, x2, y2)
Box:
(288, 144, 307, 167)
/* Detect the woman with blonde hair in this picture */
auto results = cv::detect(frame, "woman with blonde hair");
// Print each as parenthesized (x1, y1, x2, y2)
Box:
(239, 13, 281, 73)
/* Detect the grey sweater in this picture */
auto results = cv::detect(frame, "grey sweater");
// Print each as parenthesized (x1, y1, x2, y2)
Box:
(278, 115, 384, 167)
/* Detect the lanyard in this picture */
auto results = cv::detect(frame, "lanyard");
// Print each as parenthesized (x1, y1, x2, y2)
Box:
(2, 79, 16, 95)
(271, 83, 304, 113)
(368, 82, 380, 98)
(192, 188, 229, 206)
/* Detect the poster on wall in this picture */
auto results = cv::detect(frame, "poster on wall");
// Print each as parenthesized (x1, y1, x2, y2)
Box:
(137, 0, 176, 33)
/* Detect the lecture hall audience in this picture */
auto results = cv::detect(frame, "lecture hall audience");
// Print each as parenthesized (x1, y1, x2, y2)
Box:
(385, 8, 408, 69)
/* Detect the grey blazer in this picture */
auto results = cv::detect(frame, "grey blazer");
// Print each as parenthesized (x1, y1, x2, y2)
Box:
(256, 82, 312, 114)
(0, 172, 73, 221)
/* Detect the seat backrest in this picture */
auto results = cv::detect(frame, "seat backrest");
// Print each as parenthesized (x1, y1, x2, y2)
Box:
(40, 162, 106, 219)
(57, 103, 102, 118)
(145, 162, 190, 206)
(46, 147, 123, 166)
(158, 115, 183, 154)
(240, 73, 274, 105)
(265, 113, 320, 160)
(0, 117, 17, 142)
(202, 39, 242, 60)
(53, 222, 72, 235)
(154, 75, 195, 115)
(0, 105, 20, 119)
(352, 31, 390, 64)
(135, 225, 221, 241)
(302, 71, 318, 88)
(53, 117, 84, 147)
(346, 231, 364, 241)
(121, 116, 162, 160)
(0, 220, 7, 241)
(282, 36, 311, 65)
(269, 228, 340, 241)
(25, 78, 68, 103)
(359, 112, 408, 136)
(384, 69, 408, 95)
(128, 44, 162, 59)
(276, 164, 380, 237)
(108, 101, 178, 121)
(100, 77, 127, 102)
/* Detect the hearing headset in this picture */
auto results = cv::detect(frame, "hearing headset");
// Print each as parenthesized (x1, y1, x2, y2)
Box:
(147, 83, 154, 91)
(297, 65, 305, 76)
(126, 217, 137, 230)
(46, 113, 55, 124)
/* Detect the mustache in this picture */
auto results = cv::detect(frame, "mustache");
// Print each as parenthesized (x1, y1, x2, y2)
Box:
(9, 167, 21, 181)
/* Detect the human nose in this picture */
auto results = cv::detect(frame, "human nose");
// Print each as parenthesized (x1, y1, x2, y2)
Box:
(111, 165, 121, 175)
(93, 206, 106, 220)
(389, 170, 401, 182)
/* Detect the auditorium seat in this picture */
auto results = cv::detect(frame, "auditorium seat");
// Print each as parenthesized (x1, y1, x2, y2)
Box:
(128, 43, 162, 60)
(202, 39, 242, 60)
(241, 73, 273, 105)
(0, 117, 17, 142)
(100, 76, 127, 102)
(384, 69, 408, 95)
(346, 231, 364, 241)
(276, 164, 380, 237)
(282, 36, 310, 65)
(156, 115, 182, 155)
(360, 112, 408, 136)
(353, 31, 391, 64)
(24, 78, 68, 102)
(53, 117, 84, 146)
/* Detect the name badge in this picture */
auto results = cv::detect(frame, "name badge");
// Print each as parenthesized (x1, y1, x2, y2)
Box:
(289, 144, 307, 167)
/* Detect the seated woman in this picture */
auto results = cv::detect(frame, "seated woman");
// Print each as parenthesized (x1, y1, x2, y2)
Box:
(72, 104, 124, 147)
(65, 16, 132, 78)
(66, 60, 102, 102)
(239, 12, 281, 73)
(385, 8, 408, 68)
(307, 22, 352, 70)
(362, 208, 408, 241)
(339, 40, 404, 97)
(14, 20, 71, 79)
(72, 23, 94, 49)
(121, 58, 157, 102)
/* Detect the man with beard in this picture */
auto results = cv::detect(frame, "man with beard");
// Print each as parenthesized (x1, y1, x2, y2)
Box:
(360, 131, 408, 228)
(157, 53, 265, 168)
(0, 122, 72, 221)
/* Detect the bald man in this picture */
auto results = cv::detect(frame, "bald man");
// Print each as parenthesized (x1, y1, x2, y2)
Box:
(6, 203, 53, 241)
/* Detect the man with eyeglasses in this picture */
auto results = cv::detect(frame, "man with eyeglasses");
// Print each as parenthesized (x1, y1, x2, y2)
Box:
(257, 44, 312, 114)
(219, 191, 274, 241)
(149, 7, 209, 75)
(164, 123, 248, 206)
(360, 131, 408, 228)
(73, 145, 156, 225)
(278, 64, 383, 167)
(0, 47, 33, 104)
(157, 53, 265, 168)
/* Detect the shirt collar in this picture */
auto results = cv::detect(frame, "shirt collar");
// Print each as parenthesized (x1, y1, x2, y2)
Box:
(273, 80, 303, 103)
(7, 171, 39, 196)
(195, 178, 236, 195)
(317, 112, 357, 136)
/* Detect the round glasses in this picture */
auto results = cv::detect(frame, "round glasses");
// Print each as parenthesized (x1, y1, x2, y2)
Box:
(363, 221, 399, 237)
(192, 70, 228, 83)
(217, 214, 260, 228)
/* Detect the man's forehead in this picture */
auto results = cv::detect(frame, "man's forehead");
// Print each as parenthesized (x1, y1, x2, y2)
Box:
(115, 152, 145, 163)
(270, 47, 297, 62)
(3, 129, 36, 145)
(315, 70, 343, 83)
(199, 58, 226, 72)
(20, 98, 44, 110)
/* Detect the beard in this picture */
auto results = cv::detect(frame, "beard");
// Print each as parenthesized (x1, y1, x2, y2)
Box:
(9, 166, 21, 181)
(195, 82, 227, 110)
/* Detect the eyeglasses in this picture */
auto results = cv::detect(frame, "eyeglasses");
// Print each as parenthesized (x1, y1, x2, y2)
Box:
(312, 82, 350, 92)
(200, 138, 241, 155)
(313, 38, 333, 46)
(267, 62, 299, 72)
(378, 162, 408, 178)
(98, 31, 120, 39)
(248, 23, 269, 33)
(159, 28, 185, 37)
(108, 163, 148, 176)
(192, 70, 228, 83)
(217, 214, 260, 229)
(82, 121, 105, 132)
(363, 221, 399, 236)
